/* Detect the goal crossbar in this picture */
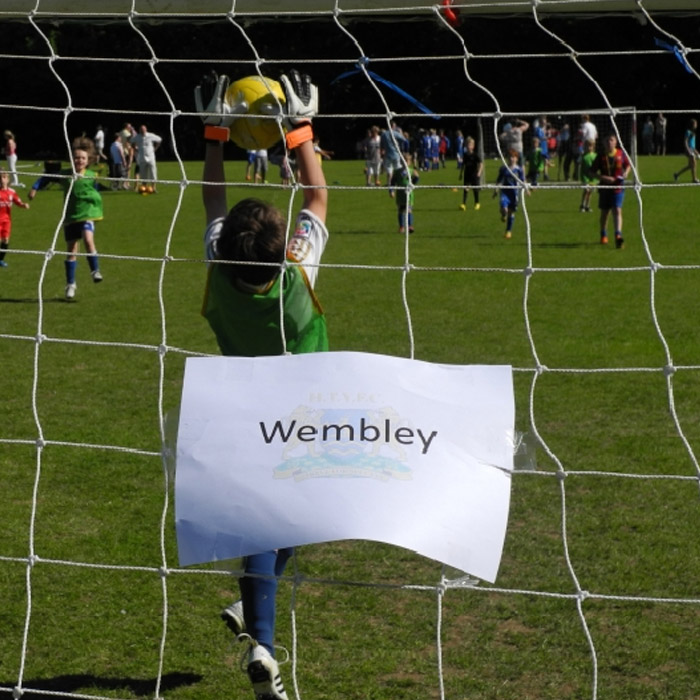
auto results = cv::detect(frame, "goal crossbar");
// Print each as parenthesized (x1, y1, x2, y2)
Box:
(3, 0, 699, 18)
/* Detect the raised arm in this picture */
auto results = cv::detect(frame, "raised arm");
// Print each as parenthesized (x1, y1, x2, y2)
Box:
(194, 71, 239, 224)
(295, 138, 327, 223)
(202, 142, 227, 224)
(281, 70, 327, 223)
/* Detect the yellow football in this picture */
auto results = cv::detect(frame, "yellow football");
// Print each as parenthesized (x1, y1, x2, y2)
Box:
(225, 75, 286, 150)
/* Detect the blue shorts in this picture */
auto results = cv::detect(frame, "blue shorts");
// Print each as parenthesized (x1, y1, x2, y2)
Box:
(598, 189, 625, 210)
(64, 220, 95, 242)
(500, 191, 518, 212)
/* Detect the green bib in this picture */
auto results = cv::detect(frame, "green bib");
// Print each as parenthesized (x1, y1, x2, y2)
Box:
(203, 264, 328, 357)
(60, 169, 104, 222)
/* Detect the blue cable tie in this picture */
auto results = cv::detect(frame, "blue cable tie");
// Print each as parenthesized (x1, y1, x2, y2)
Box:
(332, 60, 440, 119)
(655, 37, 693, 74)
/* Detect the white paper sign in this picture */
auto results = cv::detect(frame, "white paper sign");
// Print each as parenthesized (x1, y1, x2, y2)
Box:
(175, 351, 514, 582)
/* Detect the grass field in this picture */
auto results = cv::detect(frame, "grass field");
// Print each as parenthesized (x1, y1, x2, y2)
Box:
(2, 153, 700, 700)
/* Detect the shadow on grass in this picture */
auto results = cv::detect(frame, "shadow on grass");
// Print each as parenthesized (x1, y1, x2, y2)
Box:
(1, 671, 202, 698)
(534, 241, 598, 249)
(0, 298, 71, 304)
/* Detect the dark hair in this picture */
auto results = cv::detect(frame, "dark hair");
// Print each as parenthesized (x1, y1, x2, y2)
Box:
(217, 198, 287, 286)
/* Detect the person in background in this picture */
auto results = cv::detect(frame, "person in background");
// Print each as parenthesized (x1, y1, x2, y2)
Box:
(94, 124, 107, 163)
(3, 131, 22, 187)
(673, 118, 699, 184)
(458, 136, 483, 211)
(109, 132, 128, 190)
(0, 169, 30, 267)
(592, 132, 631, 249)
(579, 138, 597, 213)
(130, 124, 163, 192)
(29, 136, 104, 298)
(495, 149, 526, 240)
(654, 112, 667, 156)
(391, 153, 419, 233)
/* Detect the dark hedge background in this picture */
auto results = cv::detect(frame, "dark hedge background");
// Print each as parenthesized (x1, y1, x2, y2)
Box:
(0, 11, 698, 160)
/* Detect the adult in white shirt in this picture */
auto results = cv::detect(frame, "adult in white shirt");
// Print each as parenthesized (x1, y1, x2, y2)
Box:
(580, 114, 598, 147)
(94, 125, 106, 162)
(130, 124, 163, 191)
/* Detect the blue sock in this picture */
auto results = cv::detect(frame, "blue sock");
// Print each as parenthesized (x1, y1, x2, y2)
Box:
(239, 548, 293, 655)
(87, 254, 99, 273)
(65, 259, 77, 284)
(275, 547, 293, 576)
(507, 214, 515, 231)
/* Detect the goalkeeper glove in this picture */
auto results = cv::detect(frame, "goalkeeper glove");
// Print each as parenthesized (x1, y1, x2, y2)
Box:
(280, 70, 318, 148)
(194, 71, 248, 142)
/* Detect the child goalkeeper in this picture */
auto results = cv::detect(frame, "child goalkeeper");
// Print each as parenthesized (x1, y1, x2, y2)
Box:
(196, 69, 328, 700)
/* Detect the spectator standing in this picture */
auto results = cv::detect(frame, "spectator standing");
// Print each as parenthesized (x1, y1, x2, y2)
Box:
(580, 114, 598, 146)
(119, 123, 136, 186)
(654, 113, 667, 156)
(558, 121, 571, 180)
(244, 149, 256, 181)
(454, 130, 465, 170)
(499, 118, 529, 163)
(109, 132, 128, 190)
(363, 125, 382, 186)
(641, 116, 655, 156)
(673, 118, 699, 184)
(130, 124, 163, 192)
(3, 131, 21, 187)
(254, 148, 268, 184)
(94, 125, 107, 162)
(429, 128, 441, 170)
(380, 122, 407, 186)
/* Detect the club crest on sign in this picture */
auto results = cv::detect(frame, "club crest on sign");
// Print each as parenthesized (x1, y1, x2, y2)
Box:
(265, 406, 423, 482)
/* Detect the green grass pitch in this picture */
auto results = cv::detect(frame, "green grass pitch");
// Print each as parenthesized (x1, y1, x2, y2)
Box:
(1, 153, 700, 699)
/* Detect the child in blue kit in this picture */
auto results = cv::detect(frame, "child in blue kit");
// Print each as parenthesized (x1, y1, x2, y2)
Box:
(195, 69, 327, 700)
(495, 149, 526, 239)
